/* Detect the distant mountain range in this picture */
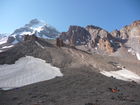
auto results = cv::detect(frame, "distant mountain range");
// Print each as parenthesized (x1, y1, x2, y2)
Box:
(0, 19, 140, 60)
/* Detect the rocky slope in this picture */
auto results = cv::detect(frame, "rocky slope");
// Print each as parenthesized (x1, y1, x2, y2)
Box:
(60, 20, 140, 59)
(0, 34, 140, 105)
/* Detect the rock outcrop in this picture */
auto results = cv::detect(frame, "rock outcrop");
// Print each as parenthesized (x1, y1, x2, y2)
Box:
(60, 26, 91, 46)
(60, 25, 114, 54)
(111, 20, 140, 42)
(98, 38, 114, 53)
(59, 20, 140, 56)
(7, 36, 15, 43)
(24, 34, 38, 41)
(56, 38, 64, 47)
(110, 20, 140, 58)
(86, 25, 114, 53)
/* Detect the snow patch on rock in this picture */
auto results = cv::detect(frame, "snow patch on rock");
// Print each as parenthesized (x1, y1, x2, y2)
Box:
(100, 68, 140, 83)
(35, 41, 44, 49)
(32, 26, 44, 32)
(128, 48, 140, 60)
(0, 56, 63, 90)
(2, 45, 14, 49)
(20, 31, 33, 36)
(136, 52, 140, 60)
(0, 36, 8, 45)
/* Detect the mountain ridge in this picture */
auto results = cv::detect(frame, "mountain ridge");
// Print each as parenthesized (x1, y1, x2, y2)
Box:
(0, 19, 140, 60)
(59, 20, 140, 60)
(0, 19, 60, 46)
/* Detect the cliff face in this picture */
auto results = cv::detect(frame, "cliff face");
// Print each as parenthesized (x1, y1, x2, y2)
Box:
(60, 25, 115, 54)
(124, 21, 140, 59)
(111, 20, 140, 41)
(98, 38, 114, 53)
(111, 20, 140, 57)
(86, 25, 114, 53)
(59, 20, 140, 56)
(121, 20, 140, 38)
(60, 26, 91, 46)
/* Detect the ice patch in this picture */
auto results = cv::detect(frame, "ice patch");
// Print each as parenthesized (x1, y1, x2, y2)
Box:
(20, 32, 33, 36)
(32, 26, 43, 32)
(128, 48, 140, 60)
(100, 68, 140, 83)
(0, 56, 63, 90)
(136, 52, 140, 60)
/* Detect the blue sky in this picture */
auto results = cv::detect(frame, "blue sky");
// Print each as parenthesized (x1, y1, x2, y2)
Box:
(0, 0, 140, 33)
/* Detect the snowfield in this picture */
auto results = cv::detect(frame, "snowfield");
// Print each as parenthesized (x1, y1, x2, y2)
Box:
(0, 56, 63, 90)
(2, 45, 14, 49)
(100, 68, 140, 83)
(0, 36, 8, 45)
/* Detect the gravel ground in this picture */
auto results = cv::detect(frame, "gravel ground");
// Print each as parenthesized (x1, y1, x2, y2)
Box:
(0, 66, 140, 105)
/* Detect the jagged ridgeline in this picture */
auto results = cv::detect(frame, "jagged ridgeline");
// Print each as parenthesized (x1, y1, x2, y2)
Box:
(59, 20, 140, 59)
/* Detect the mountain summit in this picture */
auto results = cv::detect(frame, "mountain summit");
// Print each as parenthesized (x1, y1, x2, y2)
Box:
(7, 19, 60, 44)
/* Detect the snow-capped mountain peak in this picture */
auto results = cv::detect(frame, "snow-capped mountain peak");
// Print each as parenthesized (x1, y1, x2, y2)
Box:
(9, 19, 60, 43)
(31, 26, 44, 32)
(25, 19, 46, 28)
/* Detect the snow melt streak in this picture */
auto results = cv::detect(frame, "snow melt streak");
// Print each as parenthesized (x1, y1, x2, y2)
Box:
(101, 68, 140, 83)
(0, 56, 63, 90)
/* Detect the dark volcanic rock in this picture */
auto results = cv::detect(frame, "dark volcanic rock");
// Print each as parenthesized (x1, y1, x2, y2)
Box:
(24, 34, 38, 41)
(56, 38, 64, 47)
(0, 37, 72, 68)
